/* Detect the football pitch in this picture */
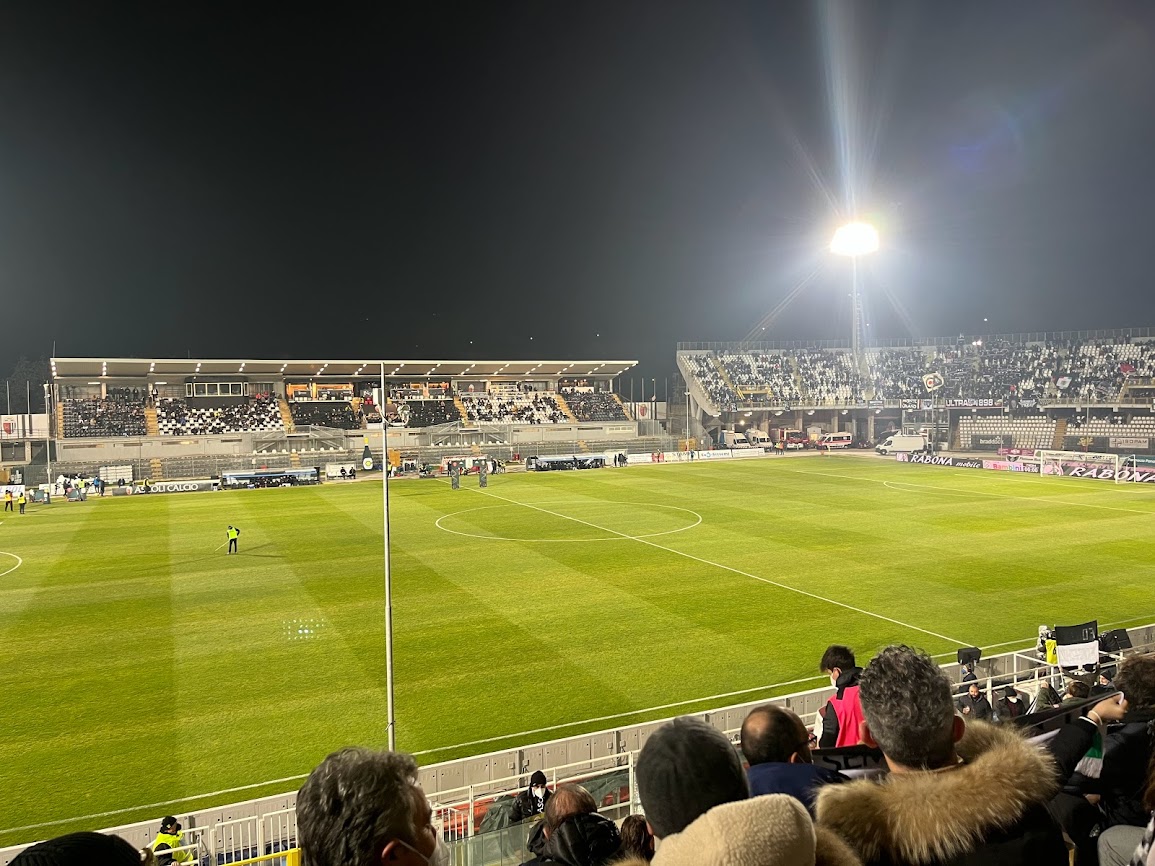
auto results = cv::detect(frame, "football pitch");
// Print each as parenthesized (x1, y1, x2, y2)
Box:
(2, 454, 1154, 844)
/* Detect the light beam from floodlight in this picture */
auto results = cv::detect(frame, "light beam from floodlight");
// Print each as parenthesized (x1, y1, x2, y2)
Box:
(830, 221, 879, 257)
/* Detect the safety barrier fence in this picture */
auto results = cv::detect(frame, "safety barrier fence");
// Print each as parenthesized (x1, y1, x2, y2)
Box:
(3, 624, 1152, 865)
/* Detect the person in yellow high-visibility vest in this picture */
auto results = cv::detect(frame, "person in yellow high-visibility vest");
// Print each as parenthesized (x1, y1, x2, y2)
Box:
(151, 816, 193, 864)
(226, 525, 241, 555)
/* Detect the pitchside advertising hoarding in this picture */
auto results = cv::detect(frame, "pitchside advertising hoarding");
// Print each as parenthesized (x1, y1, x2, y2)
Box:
(897, 452, 1155, 482)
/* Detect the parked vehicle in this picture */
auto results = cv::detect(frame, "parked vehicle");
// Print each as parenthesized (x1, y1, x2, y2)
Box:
(819, 432, 853, 449)
(875, 433, 928, 455)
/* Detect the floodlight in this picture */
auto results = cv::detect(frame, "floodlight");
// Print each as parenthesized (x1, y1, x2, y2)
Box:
(830, 221, 879, 257)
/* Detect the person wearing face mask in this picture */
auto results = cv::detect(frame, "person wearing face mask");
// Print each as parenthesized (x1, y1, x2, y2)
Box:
(296, 747, 450, 866)
(511, 771, 552, 823)
(817, 645, 864, 749)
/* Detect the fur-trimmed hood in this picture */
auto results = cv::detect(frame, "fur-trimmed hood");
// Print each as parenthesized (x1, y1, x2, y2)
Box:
(815, 721, 1060, 865)
(650, 794, 861, 866)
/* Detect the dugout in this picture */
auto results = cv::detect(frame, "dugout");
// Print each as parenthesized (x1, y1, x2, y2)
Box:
(220, 467, 319, 489)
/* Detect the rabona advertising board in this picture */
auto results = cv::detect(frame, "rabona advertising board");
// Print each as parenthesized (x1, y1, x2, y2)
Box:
(895, 454, 1037, 473)
(1043, 463, 1155, 484)
(132, 479, 219, 494)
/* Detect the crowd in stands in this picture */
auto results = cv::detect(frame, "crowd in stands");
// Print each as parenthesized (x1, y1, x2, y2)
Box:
(289, 401, 362, 429)
(561, 389, 630, 422)
(62, 393, 147, 438)
(157, 395, 283, 435)
(461, 391, 568, 424)
(396, 398, 461, 427)
(684, 337, 1155, 408)
(21, 642, 1155, 866)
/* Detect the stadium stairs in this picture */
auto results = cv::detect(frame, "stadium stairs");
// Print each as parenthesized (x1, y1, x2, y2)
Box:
(278, 399, 295, 432)
(553, 392, 578, 422)
(1052, 418, 1068, 451)
(149, 458, 163, 480)
(453, 394, 467, 420)
(611, 393, 631, 419)
(144, 406, 159, 437)
(54, 403, 64, 438)
(290, 451, 301, 468)
(712, 357, 743, 398)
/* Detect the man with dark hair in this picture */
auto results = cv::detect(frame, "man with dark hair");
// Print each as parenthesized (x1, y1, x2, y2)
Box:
(636, 716, 749, 840)
(12, 832, 142, 866)
(740, 704, 847, 813)
(996, 685, 1026, 723)
(956, 683, 993, 721)
(519, 783, 620, 866)
(510, 771, 551, 823)
(818, 644, 864, 749)
(816, 644, 1068, 865)
(151, 816, 192, 864)
(296, 747, 445, 866)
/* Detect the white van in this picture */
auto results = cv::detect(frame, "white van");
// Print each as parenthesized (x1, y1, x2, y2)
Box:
(875, 434, 927, 455)
(746, 431, 772, 447)
(819, 432, 853, 449)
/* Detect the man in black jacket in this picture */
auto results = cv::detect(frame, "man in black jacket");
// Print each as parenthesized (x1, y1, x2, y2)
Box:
(519, 784, 619, 866)
(816, 644, 1068, 865)
(957, 683, 993, 721)
(510, 771, 551, 823)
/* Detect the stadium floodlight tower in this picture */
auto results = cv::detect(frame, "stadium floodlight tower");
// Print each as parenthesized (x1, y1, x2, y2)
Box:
(829, 220, 879, 361)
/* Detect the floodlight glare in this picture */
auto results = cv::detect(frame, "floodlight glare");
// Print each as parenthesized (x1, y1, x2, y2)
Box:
(830, 221, 879, 257)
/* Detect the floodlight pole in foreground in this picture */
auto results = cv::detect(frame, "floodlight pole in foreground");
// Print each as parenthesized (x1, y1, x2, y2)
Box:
(380, 362, 396, 750)
(829, 221, 879, 361)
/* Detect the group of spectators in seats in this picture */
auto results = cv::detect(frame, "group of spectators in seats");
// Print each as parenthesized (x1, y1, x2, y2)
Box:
(394, 398, 462, 427)
(286, 644, 1154, 866)
(688, 337, 1155, 410)
(156, 395, 282, 435)
(289, 401, 362, 429)
(20, 645, 1155, 866)
(461, 392, 568, 424)
(561, 388, 630, 422)
(62, 393, 147, 437)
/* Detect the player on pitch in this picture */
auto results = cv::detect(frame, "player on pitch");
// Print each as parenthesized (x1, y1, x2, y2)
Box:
(226, 525, 241, 554)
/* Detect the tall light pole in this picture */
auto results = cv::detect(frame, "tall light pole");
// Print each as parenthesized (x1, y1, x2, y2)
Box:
(830, 221, 879, 361)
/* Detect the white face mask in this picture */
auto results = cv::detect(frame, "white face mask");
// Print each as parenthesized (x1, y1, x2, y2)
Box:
(532, 787, 546, 798)
(830, 674, 839, 689)
(399, 837, 449, 866)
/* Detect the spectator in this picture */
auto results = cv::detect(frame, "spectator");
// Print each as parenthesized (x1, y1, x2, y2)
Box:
(818, 645, 864, 749)
(740, 704, 848, 814)
(616, 815, 654, 862)
(296, 747, 445, 866)
(511, 770, 552, 823)
(1062, 680, 1091, 705)
(635, 716, 749, 840)
(520, 783, 620, 866)
(1047, 654, 1155, 862)
(995, 685, 1026, 723)
(1092, 667, 1117, 698)
(1101, 739, 1155, 866)
(11, 832, 143, 866)
(816, 644, 1068, 865)
(956, 683, 993, 721)
(639, 794, 862, 866)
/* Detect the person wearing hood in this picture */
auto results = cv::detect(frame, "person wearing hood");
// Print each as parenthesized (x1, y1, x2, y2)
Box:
(741, 704, 848, 814)
(519, 784, 620, 866)
(995, 685, 1026, 723)
(816, 645, 1068, 865)
(511, 771, 552, 823)
(818, 645, 864, 749)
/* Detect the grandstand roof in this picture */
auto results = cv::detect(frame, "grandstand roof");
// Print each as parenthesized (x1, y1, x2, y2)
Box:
(50, 357, 638, 379)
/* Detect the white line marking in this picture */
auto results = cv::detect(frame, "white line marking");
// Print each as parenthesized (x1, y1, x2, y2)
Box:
(0, 551, 23, 579)
(435, 502, 701, 542)
(441, 481, 971, 646)
(0, 774, 311, 837)
(879, 478, 1155, 515)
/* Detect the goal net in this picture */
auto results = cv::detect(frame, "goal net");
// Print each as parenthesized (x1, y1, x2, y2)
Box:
(1036, 450, 1122, 483)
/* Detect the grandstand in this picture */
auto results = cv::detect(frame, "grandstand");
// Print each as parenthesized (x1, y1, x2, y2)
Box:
(677, 329, 1155, 455)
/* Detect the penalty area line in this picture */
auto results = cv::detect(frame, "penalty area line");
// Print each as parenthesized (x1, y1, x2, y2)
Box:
(441, 481, 972, 647)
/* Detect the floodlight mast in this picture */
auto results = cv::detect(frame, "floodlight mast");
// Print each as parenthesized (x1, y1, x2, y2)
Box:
(829, 221, 879, 361)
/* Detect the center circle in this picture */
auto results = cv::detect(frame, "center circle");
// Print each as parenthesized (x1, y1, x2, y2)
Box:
(435, 501, 702, 543)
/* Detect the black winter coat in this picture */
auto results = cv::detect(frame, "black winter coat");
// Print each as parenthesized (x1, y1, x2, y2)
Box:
(519, 813, 621, 866)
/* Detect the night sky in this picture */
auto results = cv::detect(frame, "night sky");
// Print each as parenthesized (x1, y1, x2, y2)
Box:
(1, 2, 1154, 380)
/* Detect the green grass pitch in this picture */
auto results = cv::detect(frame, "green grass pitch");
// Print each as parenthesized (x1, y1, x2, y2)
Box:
(2, 454, 1154, 844)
